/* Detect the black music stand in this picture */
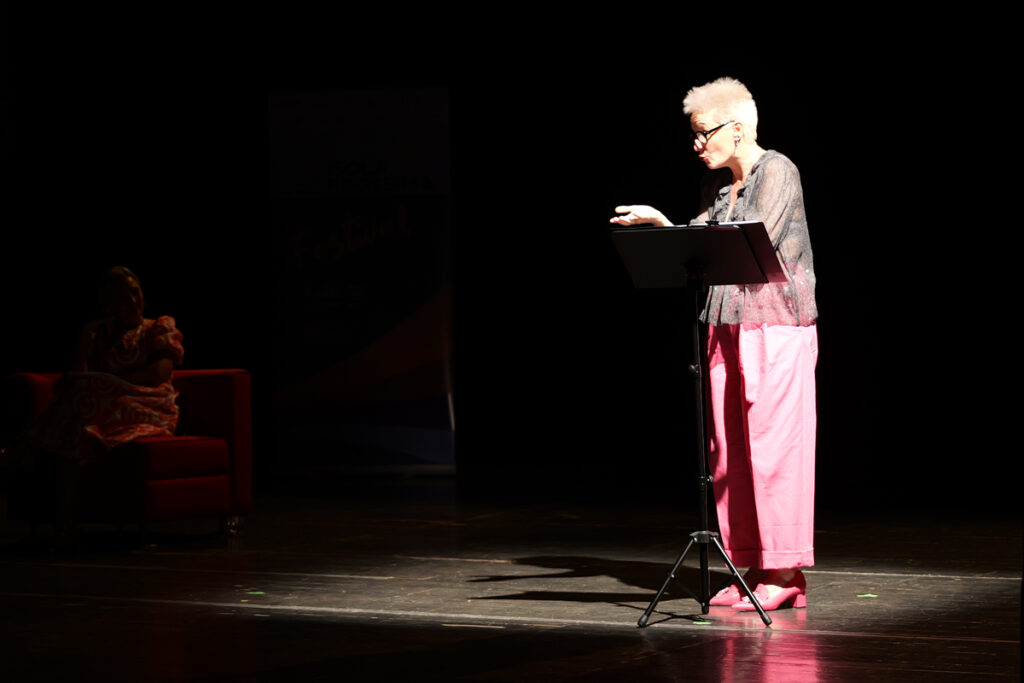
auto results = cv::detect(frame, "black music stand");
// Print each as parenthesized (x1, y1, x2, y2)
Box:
(609, 220, 787, 628)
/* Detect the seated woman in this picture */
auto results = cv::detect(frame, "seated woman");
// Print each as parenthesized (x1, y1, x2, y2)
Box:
(3, 266, 184, 541)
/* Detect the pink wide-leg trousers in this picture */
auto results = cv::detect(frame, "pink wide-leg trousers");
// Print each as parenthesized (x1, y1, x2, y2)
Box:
(707, 322, 818, 569)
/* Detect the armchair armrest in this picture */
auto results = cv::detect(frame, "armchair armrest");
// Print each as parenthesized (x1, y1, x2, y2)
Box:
(171, 369, 253, 514)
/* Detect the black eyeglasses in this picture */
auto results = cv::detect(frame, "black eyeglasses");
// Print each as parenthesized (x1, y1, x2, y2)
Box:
(691, 121, 734, 144)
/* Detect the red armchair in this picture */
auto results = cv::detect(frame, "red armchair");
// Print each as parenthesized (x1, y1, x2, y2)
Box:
(3, 369, 252, 529)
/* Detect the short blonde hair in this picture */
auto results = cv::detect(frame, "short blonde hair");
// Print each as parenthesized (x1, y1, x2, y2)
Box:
(682, 77, 758, 142)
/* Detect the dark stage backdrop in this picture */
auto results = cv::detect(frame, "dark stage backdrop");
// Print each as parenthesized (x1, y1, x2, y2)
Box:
(3, 17, 1010, 512)
(268, 89, 453, 471)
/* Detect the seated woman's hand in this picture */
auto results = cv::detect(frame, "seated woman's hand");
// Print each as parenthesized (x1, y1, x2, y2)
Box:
(70, 317, 113, 371)
(609, 205, 672, 227)
(116, 356, 175, 387)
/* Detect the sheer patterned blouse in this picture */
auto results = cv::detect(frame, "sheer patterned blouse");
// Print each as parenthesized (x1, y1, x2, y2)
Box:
(694, 150, 817, 327)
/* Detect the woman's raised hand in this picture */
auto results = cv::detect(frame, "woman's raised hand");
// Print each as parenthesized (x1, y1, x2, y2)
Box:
(609, 205, 672, 227)
(69, 317, 112, 372)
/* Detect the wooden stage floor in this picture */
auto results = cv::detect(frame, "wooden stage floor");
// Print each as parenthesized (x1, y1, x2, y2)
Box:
(1, 477, 1020, 681)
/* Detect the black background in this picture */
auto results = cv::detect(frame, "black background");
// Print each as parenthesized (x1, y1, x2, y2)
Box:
(3, 12, 1011, 513)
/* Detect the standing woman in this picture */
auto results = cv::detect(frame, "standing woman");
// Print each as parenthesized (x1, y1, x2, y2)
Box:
(610, 77, 818, 611)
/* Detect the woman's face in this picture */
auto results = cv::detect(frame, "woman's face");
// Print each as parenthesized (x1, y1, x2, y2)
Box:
(108, 276, 145, 328)
(691, 112, 736, 170)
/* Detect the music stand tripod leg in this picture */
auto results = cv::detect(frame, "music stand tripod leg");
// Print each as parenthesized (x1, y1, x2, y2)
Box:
(708, 534, 772, 626)
(637, 535, 697, 627)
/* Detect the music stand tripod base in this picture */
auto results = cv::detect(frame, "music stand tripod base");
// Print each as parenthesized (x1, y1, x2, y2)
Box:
(636, 529, 772, 627)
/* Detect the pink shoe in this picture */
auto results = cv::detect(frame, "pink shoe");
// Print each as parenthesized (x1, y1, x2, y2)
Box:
(709, 583, 742, 606)
(733, 571, 807, 611)
(709, 569, 765, 606)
